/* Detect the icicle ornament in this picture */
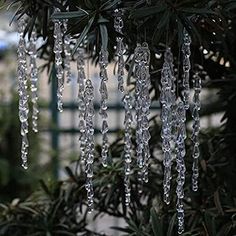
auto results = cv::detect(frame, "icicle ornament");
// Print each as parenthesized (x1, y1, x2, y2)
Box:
(99, 48, 109, 167)
(123, 93, 133, 205)
(17, 17, 29, 169)
(160, 48, 176, 204)
(191, 72, 201, 192)
(84, 77, 95, 213)
(76, 48, 95, 212)
(134, 43, 151, 188)
(53, 8, 64, 112)
(77, 49, 86, 162)
(175, 101, 187, 235)
(62, 18, 72, 83)
(114, 9, 125, 93)
(28, 28, 39, 133)
(182, 28, 191, 110)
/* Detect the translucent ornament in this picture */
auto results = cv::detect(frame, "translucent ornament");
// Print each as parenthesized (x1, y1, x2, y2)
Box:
(181, 28, 192, 110)
(62, 18, 72, 83)
(160, 48, 176, 205)
(99, 48, 109, 167)
(77, 48, 86, 161)
(17, 17, 29, 169)
(28, 27, 39, 133)
(134, 43, 151, 189)
(114, 9, 125, 93)
(122, 93, 133, 205)
(76, 48, 95, 212)
(84, 78, 95, 212)
(175, 101, 187, 235)
(191, 72, 201, 192)
(53, 8, 64, 112)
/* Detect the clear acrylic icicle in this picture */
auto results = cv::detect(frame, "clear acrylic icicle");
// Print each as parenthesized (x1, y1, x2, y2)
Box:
(17, 17, 29, 170)
(182, 28, 191, 110)
(160, 48, 176, 204)
(62, 18, 72, 83)
(175, 101, 187, 235)
(134, 43, 151, 190)
(114, 9, 125, 93)
(99, 48, 109, 167)
(28, 27, 39, 133)
(77, 48, 95, 212)
(122, 93, 133, 205)
(84, 78, 95, 213)
(77, 48, 86, 162)
(53, 8, 64, 112)
(191, 72, 201, 192)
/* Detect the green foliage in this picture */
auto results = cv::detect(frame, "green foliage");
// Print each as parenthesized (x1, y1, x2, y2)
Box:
(1, 126, 236, 235)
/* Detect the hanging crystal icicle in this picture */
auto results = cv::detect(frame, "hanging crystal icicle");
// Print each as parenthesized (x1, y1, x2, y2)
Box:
(114, 9, 125, 93)
(122, 93, 133, 205)
(84, 77, 95, 213)
(191, 72, 201, 192)
(77, 49, 86, 162)
(99, 48, 109, 167)
(160, 48, 176, 204)
(28, 27, 39, 133)
(182, 28, 191, 110)
(17, 17, 29, 169)
(62, 18, 72, 83)
(76, 48, 95, 212)
(134, 43, 151, 189)
(175, 101, 187, 235)
(53, 8, 64, 112)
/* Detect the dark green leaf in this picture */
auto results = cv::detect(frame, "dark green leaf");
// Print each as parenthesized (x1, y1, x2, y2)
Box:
(150, 208, 163, 236)
(152, 10, 170, 44)
(72, 15, 95, 55)
(167, 214, 176, 236)
(130, 4, 167, 19)
(99, 23, 108, 49)
(51, 10, 88, 20)
(204, 211, 217, 236)
(39, 180, 51, 198)
(65, 166, 78, 183)
(101, 0, 121, 11)
(179, 7, 216, 15)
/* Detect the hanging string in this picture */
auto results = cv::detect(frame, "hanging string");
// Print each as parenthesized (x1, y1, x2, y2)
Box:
(182, 28, 191, 110)
(28, 27, 39, 133)
(114, 9, 125, 93)
(53, 8, 64, 112)
(134, 43, 151, 191)
(160, 48, 176, 204)
(99, 48, 109, 167)
(191, 72, 201, 192)
(17, 17, 29, 169)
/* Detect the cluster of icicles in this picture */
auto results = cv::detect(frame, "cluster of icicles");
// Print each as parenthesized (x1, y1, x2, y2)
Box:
(160, 30, 202, 234)
(16, 9, 201, 234)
